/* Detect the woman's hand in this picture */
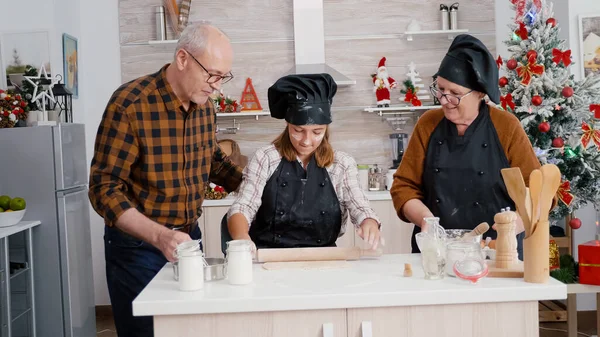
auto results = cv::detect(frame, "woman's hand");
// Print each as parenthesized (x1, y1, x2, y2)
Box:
(357, 219, 383, 250)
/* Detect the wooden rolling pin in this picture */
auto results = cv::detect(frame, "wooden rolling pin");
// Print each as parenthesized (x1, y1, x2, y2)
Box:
(256, 247, 383, 263)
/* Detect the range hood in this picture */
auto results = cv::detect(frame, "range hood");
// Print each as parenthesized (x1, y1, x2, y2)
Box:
(286, 0, 356, 86)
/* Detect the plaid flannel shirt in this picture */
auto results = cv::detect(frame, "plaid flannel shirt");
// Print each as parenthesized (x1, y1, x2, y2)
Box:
(227, 145, 381, 236)
(89, 64, 243, 229)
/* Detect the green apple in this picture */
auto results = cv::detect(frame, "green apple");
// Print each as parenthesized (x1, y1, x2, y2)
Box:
(9, 197, 26, 211)
(0, 195, 10, 210)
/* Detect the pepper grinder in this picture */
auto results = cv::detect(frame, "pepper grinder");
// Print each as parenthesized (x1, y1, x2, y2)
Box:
(494, 208, 518, 269)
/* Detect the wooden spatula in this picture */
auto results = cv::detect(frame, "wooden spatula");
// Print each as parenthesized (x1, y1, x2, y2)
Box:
(528, 169, 543, 236)
(538, 164, 562, 225)
(501, 168, 532, 238)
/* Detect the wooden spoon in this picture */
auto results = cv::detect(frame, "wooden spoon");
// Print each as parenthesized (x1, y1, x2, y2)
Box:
(528, 169, 543, 237)
(501, 168, 532, 238)
(539, 164, 562, 225)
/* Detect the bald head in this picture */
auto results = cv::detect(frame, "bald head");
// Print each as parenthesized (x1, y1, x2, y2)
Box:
(168, 22, 234, 107)
(176, 22, 231, 59)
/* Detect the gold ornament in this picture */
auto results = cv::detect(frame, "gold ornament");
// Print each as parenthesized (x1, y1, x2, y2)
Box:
(549, 240, 560, 270)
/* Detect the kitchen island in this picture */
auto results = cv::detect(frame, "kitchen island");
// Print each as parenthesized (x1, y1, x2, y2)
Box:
(133, 254, 566, 337)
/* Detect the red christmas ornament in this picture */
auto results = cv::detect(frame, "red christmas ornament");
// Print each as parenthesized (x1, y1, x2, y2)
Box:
(539, 121, 550, 133)
(532, 95, 543, 106)
(499, 77, 509, 87)
(590, 104, 600, 119)
(507, 59, 518, 70)
(526, 50, 538, 61)
(562, 86, 574, 98)
(552, 137, 564, 148)
(569, 218, 582, 230)
(546, 18, 557, 27)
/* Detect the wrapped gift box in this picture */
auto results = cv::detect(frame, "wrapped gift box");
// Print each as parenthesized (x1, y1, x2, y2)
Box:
(578, 240, 600, 285)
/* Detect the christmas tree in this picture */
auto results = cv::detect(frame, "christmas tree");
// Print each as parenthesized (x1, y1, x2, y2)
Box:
(405, 62, 430, 101)
(498, 0, 600, 222)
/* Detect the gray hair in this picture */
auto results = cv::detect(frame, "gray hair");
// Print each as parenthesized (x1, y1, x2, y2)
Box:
(175, 21, 229, 57)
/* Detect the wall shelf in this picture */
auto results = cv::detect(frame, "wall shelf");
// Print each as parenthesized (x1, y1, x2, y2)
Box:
(216, 111, 270, 121)
(364, 105, 441, 116)
(404, 29, 469, 41)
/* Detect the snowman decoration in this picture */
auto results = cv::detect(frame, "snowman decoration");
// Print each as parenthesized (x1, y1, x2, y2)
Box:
(372, 57, 397, 107)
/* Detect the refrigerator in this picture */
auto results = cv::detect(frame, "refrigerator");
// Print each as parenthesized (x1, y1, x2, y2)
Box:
(0, 123, 96, 337)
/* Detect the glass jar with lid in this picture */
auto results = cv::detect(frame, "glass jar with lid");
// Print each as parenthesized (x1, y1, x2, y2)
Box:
(225, 240, 254, 285)
(445, 241, 485, 277)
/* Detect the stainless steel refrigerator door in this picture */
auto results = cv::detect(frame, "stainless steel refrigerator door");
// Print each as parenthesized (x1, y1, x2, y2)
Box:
(57, 187, 96, 337)
(53, 124, 88, 191)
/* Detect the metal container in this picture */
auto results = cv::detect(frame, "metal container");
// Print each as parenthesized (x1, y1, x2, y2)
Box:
(440, 4, 449, 30)
(173, 257, 226, 281)
(155, 5, 167, 41)
(449, 2, 459, 30)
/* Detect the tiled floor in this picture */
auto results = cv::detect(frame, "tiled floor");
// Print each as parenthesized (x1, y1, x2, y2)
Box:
(95, 307, 597, 337)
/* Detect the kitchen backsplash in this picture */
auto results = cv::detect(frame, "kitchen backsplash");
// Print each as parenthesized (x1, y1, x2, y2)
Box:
(119, 0, 496, 167)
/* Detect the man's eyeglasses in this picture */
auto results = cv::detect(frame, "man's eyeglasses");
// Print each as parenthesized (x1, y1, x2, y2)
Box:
(429, 80, 473, 107)
(185, 50, 234, 84)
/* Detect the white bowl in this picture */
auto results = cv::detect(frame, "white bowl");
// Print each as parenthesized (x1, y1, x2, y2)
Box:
(0, 209, 26, 227)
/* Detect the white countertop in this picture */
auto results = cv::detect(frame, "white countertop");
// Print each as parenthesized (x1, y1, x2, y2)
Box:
(203, 190, 392, 207)
(132, 254, 567, 317)
(0, 221, 40, 239)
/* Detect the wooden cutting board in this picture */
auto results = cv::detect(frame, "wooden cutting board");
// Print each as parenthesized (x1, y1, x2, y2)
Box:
(256, 247, 383, 263)
(262, 260, 350, 270)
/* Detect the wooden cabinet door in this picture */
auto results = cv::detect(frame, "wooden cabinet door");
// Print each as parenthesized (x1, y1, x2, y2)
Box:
(202, 206, 229, 258)
(154, 309, 347, 337)
(354, 200, 414, 254)
(347, 302, 538, 337)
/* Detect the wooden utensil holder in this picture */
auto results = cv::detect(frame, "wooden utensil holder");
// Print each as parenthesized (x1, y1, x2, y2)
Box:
(523, 220, 550, 283)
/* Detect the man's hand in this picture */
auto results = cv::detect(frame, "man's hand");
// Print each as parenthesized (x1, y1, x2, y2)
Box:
(357, 219, 383, 250)
(156, 230, 193, 262)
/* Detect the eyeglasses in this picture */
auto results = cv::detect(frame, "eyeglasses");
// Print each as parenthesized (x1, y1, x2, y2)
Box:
(184, 50, 234, 84)
(429, 80, 473, 107)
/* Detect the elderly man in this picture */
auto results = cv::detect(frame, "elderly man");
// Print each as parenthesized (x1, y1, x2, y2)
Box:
(89, 23, 243, 337)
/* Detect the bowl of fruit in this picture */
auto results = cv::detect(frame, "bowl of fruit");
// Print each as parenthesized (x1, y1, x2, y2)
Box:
(0, 195, 27, 228)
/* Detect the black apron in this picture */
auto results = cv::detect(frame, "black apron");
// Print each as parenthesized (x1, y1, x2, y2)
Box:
(411, 102, 524, 258)
(249, 156, 343, 248)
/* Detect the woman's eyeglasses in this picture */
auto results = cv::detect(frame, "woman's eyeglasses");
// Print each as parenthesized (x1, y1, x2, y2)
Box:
(429, 81, 473, 107)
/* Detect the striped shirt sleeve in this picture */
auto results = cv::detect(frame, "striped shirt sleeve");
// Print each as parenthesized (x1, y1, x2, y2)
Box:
(227, 147, 274, 226)
(335, 152, 381, 229)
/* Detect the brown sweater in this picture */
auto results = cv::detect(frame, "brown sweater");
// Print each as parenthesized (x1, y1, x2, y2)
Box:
(390, 104, 541, 222)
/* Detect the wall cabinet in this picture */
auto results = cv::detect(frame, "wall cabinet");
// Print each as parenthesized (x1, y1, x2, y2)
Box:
(199, 200, 414, 258)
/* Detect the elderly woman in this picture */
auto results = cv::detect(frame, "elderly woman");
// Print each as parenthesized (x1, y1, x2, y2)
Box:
(226, 73, 382, 250)
(390, 34, 540, 259)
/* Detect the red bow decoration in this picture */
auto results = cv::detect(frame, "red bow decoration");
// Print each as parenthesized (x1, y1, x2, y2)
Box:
(404, 89, 422, 106)
(496, 56, 503, 69)
(552, 48, 572, 67)
(516, 54, 545, 85)
(404, 89, 415, 103)
(590, 104, 600, 119)
(515, 22, 528, 40)
(557, 180, 574, 207)
(581, 121, 600, 149)
(501, 93, 516, 111)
